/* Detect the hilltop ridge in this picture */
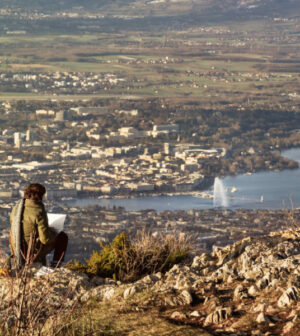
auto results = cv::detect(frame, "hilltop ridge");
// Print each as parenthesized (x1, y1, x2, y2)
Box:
(1, 226, 300, 335)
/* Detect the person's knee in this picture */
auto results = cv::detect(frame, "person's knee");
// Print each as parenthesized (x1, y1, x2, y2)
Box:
(56, 231, 68, 244)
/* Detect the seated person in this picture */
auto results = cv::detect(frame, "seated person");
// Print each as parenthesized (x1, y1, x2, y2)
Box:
(10, 183, 68, 268)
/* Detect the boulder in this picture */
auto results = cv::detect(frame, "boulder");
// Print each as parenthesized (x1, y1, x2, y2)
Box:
(256, 276, 269, 290)
(204, 307, 232, 326)
(190, 310, 200, 317)
(103, 287, 115, 300)
(123, 285, 141, 299)
(253, 303, 266, 313)
(248, 285, 259, 296)
(256, 312, 271, 323)
(282, 321, 295, 334)
(203, 296, 221, 314)
(81, 285, 116, 302)
(234, 284, 247, 300)
(171, 311, 187, 319)
(165, 289, 193, 306)
(278, 287, 298, 308)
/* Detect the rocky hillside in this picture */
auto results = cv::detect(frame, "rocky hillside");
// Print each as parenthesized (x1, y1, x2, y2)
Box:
(1, 228, 300, 335)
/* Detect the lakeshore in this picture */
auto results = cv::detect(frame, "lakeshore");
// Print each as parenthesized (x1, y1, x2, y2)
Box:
(63, 148, 300, 211)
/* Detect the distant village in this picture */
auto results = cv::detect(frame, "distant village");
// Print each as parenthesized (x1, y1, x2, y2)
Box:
(0, 72, 127, 94)
(0, 69, 298, 97)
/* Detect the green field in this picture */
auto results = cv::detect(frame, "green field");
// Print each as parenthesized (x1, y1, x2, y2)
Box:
(0, 15, 299, 107)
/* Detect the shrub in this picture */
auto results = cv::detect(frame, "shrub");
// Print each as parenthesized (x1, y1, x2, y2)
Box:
(67, 230, 191, 282)
(86, 232, 132, 279)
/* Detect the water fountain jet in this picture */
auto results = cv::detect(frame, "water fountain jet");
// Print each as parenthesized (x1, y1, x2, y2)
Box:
(213, 177, 229, 207)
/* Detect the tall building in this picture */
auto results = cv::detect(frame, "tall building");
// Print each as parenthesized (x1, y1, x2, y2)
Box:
(26, 129, 34, 142)
(14, 132, 22, 149)
(164, 143, 170, 155)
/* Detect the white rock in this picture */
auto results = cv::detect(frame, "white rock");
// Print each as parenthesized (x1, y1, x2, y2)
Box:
(179, 290, 193, 305)
(190, 310, 200, 317)
(283, 321, 295, 334)
(278, 287, 298, 308)
(103, 287, 115, 300)
(123, 285, 138, 299)
(256, 276, 269, 290)
(234, 284, 247, 300)
(204, 307, 232, 326)
(256, 313, 271, 323)
(253, 303, 266, 313)
(171, 311, 186, 319)
(192, 256, 202, 269)
(164, 289, 193, 306)
(142, 274, 160, 284)
(248, 285, 259, 296)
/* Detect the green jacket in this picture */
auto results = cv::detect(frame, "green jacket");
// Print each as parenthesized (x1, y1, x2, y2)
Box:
(10, 199, 54, 246)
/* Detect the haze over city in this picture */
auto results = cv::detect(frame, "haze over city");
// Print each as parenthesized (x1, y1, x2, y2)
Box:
(0, 0, 300, 334)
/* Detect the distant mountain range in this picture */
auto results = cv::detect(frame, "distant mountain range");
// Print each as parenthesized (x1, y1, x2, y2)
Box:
(1, 0, 299, 18)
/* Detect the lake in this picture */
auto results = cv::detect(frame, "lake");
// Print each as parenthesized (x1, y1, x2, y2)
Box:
(64, 148, 300, 211)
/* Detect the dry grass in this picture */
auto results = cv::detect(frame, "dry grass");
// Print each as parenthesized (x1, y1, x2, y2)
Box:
(0, 237, 78, 336)
(120, 229, 193, 280)
(57, 297, 212, 336)
(283, 197, 300, 230)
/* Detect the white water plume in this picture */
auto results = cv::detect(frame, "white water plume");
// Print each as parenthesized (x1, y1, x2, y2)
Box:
(213, 177, 229, 207)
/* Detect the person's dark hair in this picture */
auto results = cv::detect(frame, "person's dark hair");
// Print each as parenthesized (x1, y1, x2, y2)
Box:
(24, 183, 46, 202)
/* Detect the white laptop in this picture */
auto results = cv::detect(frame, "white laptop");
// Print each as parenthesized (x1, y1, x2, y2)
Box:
(47, 213, 66, 232)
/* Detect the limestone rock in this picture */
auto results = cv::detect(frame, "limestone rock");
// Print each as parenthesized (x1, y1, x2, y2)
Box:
(80, 285, 115, 303)
(256, 276, 269, 290)
(123, 285, 141, 299)
(165, 289, 193, 306)
(179, 290, 193, 305)
(278, 287, 298, 308)
(171, 311, 187, 319)
(287, 309, 300, 320)
(256, 312, 271, 323)
(253, 303, 266, 313)
(104, 278, 117, 285)
(142, 274, 160, 285)
(248, 285, 259, 296)
(234, 284, 248, 300)
(203, 296, 221, 314)
(204, 307, 232, 326)
(103, 287, 115, 300)
(190, 310, 200, 317)
(280, 230, 300, 240)
(226, 274, 235, 284)
(282, 321, 295, 334)
(192, 253, 215, 270)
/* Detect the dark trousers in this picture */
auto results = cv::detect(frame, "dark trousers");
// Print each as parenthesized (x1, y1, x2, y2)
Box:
(35, 231, 68, 266)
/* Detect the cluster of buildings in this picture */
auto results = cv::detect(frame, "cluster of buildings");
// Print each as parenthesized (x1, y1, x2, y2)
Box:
(0, 72, 126, 94)
(0, 136, 224, 199)
(0, 101, 226, 200)
(87, 124, 179, 141)
(185, 68, 292, 88)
